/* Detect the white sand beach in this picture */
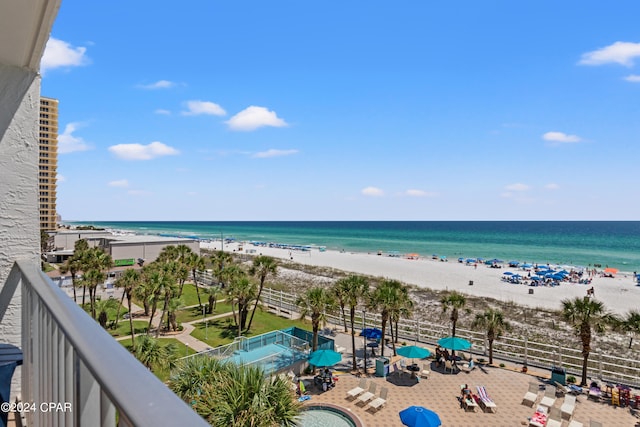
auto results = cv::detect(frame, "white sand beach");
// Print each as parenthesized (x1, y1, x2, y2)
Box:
(201, 241, 640, 315)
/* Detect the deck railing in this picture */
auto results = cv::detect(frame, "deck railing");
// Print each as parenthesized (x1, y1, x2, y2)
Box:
(2, 260, 207, 427)
(261, 287, 640, 388)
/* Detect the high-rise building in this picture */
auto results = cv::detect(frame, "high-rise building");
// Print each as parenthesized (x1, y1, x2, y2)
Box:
(39, 96, 58, 231)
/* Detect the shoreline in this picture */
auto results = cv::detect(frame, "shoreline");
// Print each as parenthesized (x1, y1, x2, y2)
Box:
(201, 240, 640, 316)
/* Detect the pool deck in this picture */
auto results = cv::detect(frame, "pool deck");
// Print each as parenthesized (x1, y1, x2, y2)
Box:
(300, 331, 639, 427)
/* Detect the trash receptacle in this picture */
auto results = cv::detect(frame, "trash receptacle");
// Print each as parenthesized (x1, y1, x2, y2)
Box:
(375, 357, 390, 377)
(551, 366, 566, 385)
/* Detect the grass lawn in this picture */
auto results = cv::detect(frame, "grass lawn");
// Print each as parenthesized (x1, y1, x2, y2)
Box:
(131, 282, 209, 309)
(81, 302, 128, 322)
(108, 319, 149, 337)
(190, 308, 312, 348)
(175, 301, 233, 324)
(118, 337, 197, 382)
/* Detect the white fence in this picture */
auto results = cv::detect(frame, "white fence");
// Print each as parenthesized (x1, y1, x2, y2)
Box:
(261, 287, 640, 388)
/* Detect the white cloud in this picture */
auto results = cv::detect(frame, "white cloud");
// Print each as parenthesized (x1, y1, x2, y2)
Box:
(56, 174, 66, 183)
(154, 109, 171, 115)
(362, 186, 384, 197)
(127, 190, 152, 196)
(542, 131, 582, 143)
(138, 80, 175, 89)
(404, 189, 437, 197)
(58, 123, 91, 153)
(253, 149, 299, 158)
(41, 38, 89, 74)
(108, 179, 129, 188)
(226, 106, 288, 131)
(181, 100, 226, 116)
(545, 183, 560, 190)
(579, 41, 640, 67)
(505, 183, 530, 192)
(108, 141, 179, 160)
(624, 74, 640, 82)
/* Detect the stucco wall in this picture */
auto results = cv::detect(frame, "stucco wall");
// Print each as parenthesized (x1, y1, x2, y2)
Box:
(0, 63, 41, 398)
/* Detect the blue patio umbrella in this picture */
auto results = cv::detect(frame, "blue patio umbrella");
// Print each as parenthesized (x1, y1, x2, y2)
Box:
(437, 336, 471, 351)
(308, 349, 342, 367)
(397, 345, 430, 360)
(503, 271, 513, 276)
(399, 406, 441, 427)
(360, 328, 383, 340)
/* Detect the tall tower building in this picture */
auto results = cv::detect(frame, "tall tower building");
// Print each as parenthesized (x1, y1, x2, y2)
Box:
(39, 96, 58, 231)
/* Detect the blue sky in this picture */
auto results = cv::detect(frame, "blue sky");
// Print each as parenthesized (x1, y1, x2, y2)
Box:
(43, 1, 640, 221)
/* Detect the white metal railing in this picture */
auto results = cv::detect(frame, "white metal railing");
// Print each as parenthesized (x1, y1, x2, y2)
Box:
(3, 260, 207, 427)
(261, 287, 640, 387)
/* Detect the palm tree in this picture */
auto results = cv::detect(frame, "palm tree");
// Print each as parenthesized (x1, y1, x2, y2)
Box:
(83, 247, 113, 319)
(331, 279, 350, 333)
(440, 290, 467, 357)
(169, 359, 301, 427)
(620, 310, 640, 349)
(60, 239, 89, 303)
(472, 308, 511, 365)
(94, 297, 119, 329)
(134, 335, 177, 371)
(246, 256, 278, 332)
(82, 268, 105, 319)
(187, 253, 206, 308)
(389, 284, 413, 355)
(204, 285, 220, 314)
(368, 279, 404, 357)
(561, 297, 616, 386)
(166, 297, 184, 332)
(296, 287, 336, 352)
(115, 268, 141, 350)
(211, 250, 232, 285)
(226, 274, 258, 336)
(335, 275, 369, 371)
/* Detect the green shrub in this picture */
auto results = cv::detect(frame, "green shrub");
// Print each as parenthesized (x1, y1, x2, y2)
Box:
(567, 375, 577, 384)
(499, 363, 505, 368)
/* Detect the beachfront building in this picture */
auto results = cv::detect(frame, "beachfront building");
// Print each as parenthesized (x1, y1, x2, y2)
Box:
(0, 2, 206, 425)
(38, 96, 58, 232)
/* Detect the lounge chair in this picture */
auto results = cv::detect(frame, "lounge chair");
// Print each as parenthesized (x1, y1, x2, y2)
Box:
(420, 363, 430, 379)
(561, 394, 577, 420)
(366, 387, 388, 412)
(357, 382, 377, 405)
(462, 395, 478, 412)
(476, 386, 497, 413)
(444, 360, 455, 374)
(539, 385, 557, 409)
(546, 407, 563, 427)
(589, 421, 603, 427)
(588, 382, 602, 401)
(554, 380, 571, 396)
(528, 406, 548, 427)
(522, 382, 540, 407)
(567, 421, 583, 427)
(346, 378, 367, 399)
(460, 359, 475, 373)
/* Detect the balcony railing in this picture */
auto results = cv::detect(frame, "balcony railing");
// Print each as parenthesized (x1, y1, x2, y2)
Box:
(2, 260, 208, 427)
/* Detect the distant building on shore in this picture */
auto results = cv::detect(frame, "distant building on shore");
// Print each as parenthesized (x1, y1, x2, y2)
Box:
(39, 96, 58, 232)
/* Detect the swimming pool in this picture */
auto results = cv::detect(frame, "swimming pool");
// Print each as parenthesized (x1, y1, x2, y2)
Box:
(296, 404, 362, 427)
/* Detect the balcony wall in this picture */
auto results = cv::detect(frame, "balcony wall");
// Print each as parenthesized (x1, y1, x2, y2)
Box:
(0, 63, 42, 398)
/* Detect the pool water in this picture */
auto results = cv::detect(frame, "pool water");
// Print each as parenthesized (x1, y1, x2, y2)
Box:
(296, 407, 356, 427)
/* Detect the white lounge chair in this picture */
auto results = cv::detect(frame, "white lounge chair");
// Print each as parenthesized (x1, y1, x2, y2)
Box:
(420, 363, 430, 379)
(528, 405, 548, 427)
(460, 359, 475, 373)
(357, 382, 377, 405)
(561, 393, 577, 420)
(539, 385, 557, 409)
(522, 382, 540, 407)
(366, 387, 388, 412)
(476, 386, 497, 413)
(546, 407, 563, 427)
(568, 420, 584, 427)
(346, 378, 367, 399)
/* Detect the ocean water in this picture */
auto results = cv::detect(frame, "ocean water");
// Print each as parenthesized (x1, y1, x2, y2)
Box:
(65, 221, 640, 272)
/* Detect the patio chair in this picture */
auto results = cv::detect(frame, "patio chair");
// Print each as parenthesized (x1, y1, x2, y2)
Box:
(567, 420, 584, 427)
(366, 387, 388, 412)
(392, 363, 403, 378)
(588, 382, 602, 401)
(476, 386, 497, 413)
(561, 394, 577, 420)
(420, 363, 430, 379)
(554, 380, 571, 396)
(444, 360, 455, 374)
(545, 407, 563, 427)
(357, 382, 377, 405)
(528, 405, 548, 427)
(522, 382, 540, 407)
(346, 378, 367, 399)
(539, 385, 557, 409)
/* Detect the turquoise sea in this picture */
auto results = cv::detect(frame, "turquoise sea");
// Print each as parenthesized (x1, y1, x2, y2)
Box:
(65, 221, 640, 273)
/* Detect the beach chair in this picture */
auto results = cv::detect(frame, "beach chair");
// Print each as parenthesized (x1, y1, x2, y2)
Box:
(554, 380, 571, 396)
(522, 382, 540, 407)
(539, 385, 557, 409)
(366, 387, 388, 412)
(420, 363, 430, 379)
(461, 395, 478, 412)
(588, 382, 602, 401)
(346, 378, 367, 399)
(392, 363, 403, 378)
(460, 359, 475, 373)
(567, 421, 583, 427)
(476, 386, 497, 413)
(546, 407, 563, 427)
(444, 360, 454, 374)
(528, 406, 548, 427)
(561, 394, 577, 420)
(357, 382, 377, 405)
